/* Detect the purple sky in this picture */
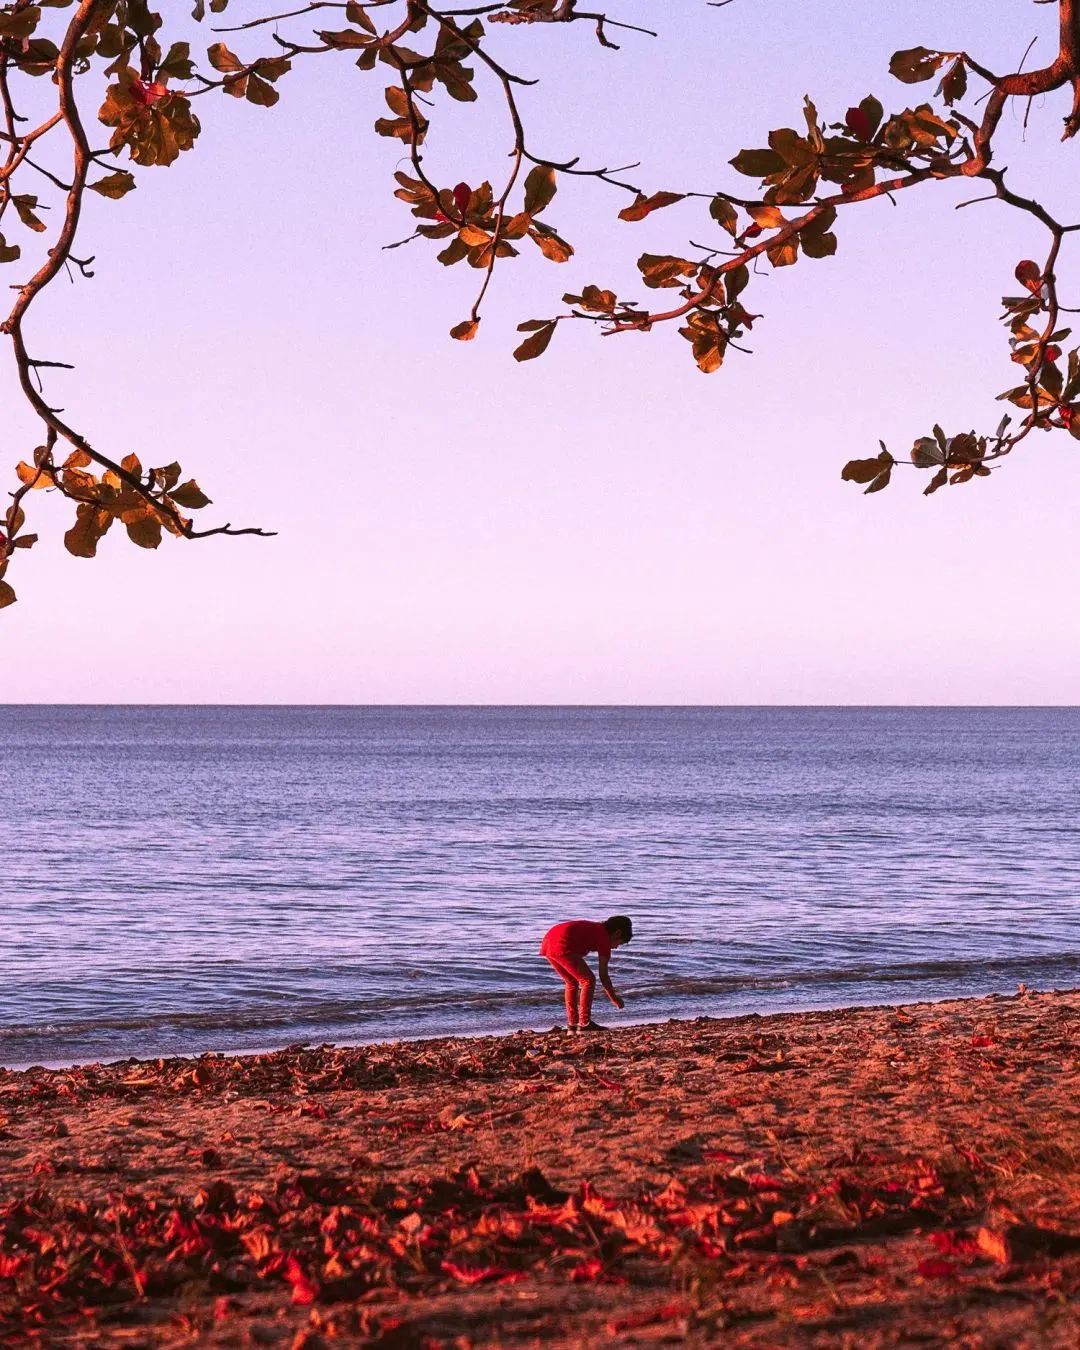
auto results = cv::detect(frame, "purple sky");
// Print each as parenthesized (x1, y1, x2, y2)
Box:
(2, 1, 1079, 703)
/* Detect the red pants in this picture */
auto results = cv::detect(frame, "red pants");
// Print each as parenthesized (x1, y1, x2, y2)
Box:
(545, 954, 595, 1027)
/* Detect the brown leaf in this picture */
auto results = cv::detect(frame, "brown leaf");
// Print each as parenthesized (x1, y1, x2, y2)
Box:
(458, 223, 490, 246)
(89, 170, 137, 199)
(523, 164, 556, 215)
(748, 204, 786, 229)
(245, 73, 279, 107)
(618, 191, 685, 222)
(513, 321, 556, 362)
(64, 503, 113, 559)
(889, 46, 947, 84)
(709, 196, 738, 237)
(529, 229, 573, 263)
(208, 42, 244, 73)
(126, 515, 163, 549)
(450, 319, 479, 341)
(0, 580, 15, 610)
(841, 452, 892, 485)
(729, 148, 786, 178)
(15, 461, 52, 489)
(171, 479, 212, 510)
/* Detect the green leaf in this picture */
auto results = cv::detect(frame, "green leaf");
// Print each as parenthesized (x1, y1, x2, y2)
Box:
(513, 321, 556, 362)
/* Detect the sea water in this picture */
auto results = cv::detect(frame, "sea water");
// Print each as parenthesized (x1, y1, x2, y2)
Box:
(2, 705, 1077, 1066)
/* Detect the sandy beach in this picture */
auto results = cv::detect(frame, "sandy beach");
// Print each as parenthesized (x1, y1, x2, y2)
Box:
(0, 989, 1077, 1347)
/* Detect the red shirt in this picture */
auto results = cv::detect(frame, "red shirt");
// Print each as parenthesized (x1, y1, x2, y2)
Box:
(540, 920, 612, 961)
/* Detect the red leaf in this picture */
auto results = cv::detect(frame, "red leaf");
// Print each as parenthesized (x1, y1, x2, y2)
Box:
(929, 1230, 978, 1258)
(917, 1257, 958, 1279)
(452, 182, 471, 215)
(282, 1256, 320, 1305)
(1015, 259, 1041, 292)
(130, 77, 170, 107)
(569, 1257, 605, 1282)
(607, 1302, 690, 1334)
(747, 1173, 789, 1191)
(845, 106, 872, 140)
(440, 1259, 520, 1285)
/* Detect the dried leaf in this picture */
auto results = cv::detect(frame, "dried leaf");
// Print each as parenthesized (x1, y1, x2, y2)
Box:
(618, 191, 684, 222)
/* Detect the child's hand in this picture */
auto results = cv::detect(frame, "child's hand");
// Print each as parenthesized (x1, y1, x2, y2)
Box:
(609, 993, 625, 1010)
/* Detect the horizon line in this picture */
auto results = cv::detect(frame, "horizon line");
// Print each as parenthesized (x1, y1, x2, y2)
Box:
(2, 702, 1080, 711)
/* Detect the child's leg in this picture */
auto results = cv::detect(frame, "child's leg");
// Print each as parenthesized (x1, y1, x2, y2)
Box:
(545, 956, 581, 1027)
(546, 954, 595, 1027)
(573, 961, 597, 1026)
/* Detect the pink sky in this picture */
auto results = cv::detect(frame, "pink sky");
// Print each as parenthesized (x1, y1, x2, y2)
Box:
(2, 1, 1078, 703)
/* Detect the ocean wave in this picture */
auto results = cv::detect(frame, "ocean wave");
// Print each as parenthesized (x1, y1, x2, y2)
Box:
(2, 950, 1076, 1045)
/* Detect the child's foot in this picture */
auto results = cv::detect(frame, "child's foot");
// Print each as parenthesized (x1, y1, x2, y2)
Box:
(577, 1021, 608, 1032)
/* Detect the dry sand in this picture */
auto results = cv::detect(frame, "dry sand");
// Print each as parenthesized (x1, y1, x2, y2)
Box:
(0, 989, 1077, 1347)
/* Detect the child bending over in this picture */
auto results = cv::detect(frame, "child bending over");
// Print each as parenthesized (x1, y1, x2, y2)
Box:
(539, 915, 632, 1032)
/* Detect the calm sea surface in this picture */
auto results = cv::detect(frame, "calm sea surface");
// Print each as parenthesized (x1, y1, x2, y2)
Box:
(2, 706, 1078, 1067)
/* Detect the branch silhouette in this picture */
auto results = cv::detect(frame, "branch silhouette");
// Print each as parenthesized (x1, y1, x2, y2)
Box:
(1, 0, 1079, 608)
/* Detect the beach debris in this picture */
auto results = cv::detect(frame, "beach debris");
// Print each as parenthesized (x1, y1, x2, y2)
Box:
(0, 995, 1076, 1344)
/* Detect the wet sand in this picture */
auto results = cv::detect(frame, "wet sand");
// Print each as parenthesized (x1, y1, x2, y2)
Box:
(0, 989, 1077, 1347)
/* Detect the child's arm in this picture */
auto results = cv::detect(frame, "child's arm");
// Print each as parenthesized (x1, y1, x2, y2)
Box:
(597, 955, 624, 1010)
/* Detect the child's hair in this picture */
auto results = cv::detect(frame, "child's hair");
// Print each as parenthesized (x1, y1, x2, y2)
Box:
(604, 915, 633, 943)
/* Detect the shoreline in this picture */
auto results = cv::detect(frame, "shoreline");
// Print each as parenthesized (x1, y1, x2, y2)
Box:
(1, 989, 1076, 1345)
(6, 970, 1079, 1073)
